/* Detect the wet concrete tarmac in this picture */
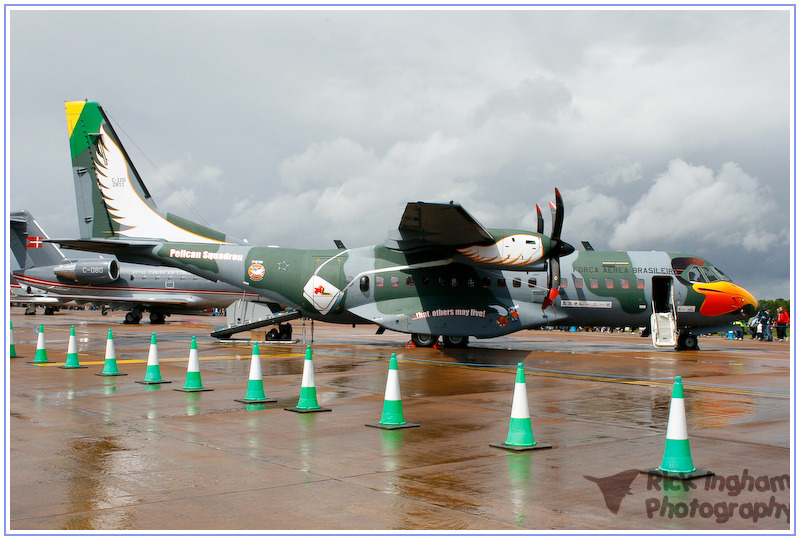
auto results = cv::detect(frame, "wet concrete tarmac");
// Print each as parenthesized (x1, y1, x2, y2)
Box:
(6, 307, 792, 532)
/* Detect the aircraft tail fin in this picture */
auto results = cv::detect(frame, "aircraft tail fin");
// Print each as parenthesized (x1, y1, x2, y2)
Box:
(10, 211, 68, 269)
(66, 101, 239, 244)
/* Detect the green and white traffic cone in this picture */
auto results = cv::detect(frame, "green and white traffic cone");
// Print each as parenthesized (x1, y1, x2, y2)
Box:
(30, 324, 54, 364)
(175, 337, 212, 392)
(235, 342, 276, 404)
(641, 376, 713, 479)
(96, 329, 127, 376)
(136, 333, 171, 384)
(491, 363, 552, 452)
(367, 353, 419, 430)
(59, 326, 86, 369)
(9, 321, 18, 358)
(285, 346, 330, 413)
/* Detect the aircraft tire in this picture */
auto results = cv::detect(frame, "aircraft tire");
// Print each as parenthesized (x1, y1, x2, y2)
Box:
(443, 335, 469, 348)
(411, 333, 439, 348)
(676, 332, 699, 351)
(124, 311, 142, 324)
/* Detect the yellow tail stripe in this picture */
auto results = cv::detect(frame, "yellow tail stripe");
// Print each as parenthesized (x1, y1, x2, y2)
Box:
(65, 101, 86, 137)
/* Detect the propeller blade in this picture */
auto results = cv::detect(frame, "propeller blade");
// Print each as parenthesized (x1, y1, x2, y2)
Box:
(542, 257, 560, 311)
(542, 187, 567, 312)
(550, 187, 564, 242)
(536, 205, 544, 234)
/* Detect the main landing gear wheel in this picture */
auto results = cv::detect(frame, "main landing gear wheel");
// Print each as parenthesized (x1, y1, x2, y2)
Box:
(124, 309, 143, 324)
(411, 333, 439, 348)
(443, 335, 469, 348)
(676, 332, 699, 351)
(149, 312, 167, 324)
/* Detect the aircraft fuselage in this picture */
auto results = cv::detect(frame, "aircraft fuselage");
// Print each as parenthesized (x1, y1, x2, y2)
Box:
(150, 239, 757, 340)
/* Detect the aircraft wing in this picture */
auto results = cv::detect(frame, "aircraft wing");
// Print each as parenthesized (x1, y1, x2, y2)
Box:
(48, 238, 160, 265)
(385, 202, 494, 252)
(48, 238, 157, 252)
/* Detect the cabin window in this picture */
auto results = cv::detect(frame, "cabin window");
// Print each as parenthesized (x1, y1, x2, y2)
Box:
(437, 277, 446, 287)
(451, 277, 459, 287)
(406, 276, 415, 287)
(376, 276, 385, 287)
(513, 278, 521, 288)
(391, 276, 399, 287)
(467, 277, 476, 287)
(497, 278, 506, 287)
(528, 278, 537, 288)
(590, 278, 599, 289)
(636, 279, 645, 290)
(605, 278, 614, 289)
(574, 278, 583, 289)
(482, 277, 491, 287)
(422, 276, 430, 286)
(621, 278, 630, 289)
(559, 279, 568, 289)
(359, 276, 370, 292)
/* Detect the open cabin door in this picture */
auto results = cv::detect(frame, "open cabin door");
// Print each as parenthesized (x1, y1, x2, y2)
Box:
(650, 276, 678, 348)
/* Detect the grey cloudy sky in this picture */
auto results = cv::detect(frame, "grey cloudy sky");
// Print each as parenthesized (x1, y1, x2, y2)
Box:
(7, 7, 794, 300)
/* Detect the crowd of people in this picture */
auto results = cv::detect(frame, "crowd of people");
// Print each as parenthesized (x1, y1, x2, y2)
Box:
(735, 307, 791, 341)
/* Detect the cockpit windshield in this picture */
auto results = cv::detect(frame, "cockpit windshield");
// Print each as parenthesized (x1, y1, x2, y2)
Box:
(681, 264, 732, 284)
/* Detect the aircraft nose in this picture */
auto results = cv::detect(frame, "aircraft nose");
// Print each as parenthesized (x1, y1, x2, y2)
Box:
(693, 282, 758, 317)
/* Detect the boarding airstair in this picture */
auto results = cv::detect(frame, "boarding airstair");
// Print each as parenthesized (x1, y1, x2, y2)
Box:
(650, 276, 678, 348)
(211, 299, 302, 339)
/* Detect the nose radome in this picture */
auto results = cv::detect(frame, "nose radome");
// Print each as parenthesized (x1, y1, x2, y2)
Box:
(694, 282, 759, 317)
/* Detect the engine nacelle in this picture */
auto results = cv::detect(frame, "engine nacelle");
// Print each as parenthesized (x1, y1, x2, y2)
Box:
(54, 259, 120, 285)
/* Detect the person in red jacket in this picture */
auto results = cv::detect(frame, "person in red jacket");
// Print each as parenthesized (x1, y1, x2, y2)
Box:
(776, 307, 790, 341)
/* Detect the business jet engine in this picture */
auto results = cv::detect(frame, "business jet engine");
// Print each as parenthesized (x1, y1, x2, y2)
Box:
(54, 259, 120, 285)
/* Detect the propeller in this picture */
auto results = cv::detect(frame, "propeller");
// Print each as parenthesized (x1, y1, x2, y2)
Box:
(542, 188, 575, 311)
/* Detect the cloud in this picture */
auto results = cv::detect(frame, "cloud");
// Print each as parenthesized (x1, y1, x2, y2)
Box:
(224, 132, 488, 247)
(594, 162, 643, 186)
(474, 77, 574, 125)
(609, 159, 779, 252)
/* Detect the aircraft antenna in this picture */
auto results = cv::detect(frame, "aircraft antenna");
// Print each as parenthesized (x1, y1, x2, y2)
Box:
(104, 110, 213, 229)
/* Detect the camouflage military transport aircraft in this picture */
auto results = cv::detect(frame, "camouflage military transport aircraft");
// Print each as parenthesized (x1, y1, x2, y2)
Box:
(54, 101, 758, 349)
